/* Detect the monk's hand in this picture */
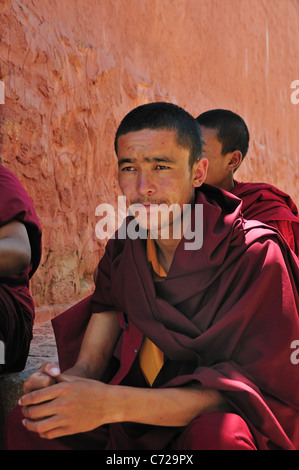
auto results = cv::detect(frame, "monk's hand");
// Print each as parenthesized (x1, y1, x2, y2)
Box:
(19, 375, 113, 440)
(22, 362, 61, 394)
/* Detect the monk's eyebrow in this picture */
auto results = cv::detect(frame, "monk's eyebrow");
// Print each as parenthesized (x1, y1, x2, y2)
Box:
(118, 158, 135, 167)
(118, 156, 174, 166)
(149, 156, 174, 163)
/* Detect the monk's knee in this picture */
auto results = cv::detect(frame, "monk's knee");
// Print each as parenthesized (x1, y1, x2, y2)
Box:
(173, 412, 257, 450)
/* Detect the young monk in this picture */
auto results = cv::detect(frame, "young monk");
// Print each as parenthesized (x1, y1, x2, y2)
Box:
(196, 109, 299, 257)
(0, 161, 42, 372)
(5, 103, 299, 450)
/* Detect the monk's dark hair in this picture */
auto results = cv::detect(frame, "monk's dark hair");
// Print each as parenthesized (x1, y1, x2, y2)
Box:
(196, 109, 249, 161)
(114, 102, 202, 165)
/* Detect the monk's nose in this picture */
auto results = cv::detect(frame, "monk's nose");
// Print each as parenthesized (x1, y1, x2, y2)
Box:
(137, 172, 156, 196)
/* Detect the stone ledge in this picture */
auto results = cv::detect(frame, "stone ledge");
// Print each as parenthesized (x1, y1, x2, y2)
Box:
(0, 322, 58, 449)
(34, 302, 76, 324)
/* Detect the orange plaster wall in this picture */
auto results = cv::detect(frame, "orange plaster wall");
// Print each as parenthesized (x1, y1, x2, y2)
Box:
(0, 0, 298, 320)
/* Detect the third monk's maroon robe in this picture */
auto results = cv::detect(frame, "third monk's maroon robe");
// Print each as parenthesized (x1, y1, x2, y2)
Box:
(0, 165, 42, 371)
(232, 180, 299, 257)
(90, 186, 299, 450)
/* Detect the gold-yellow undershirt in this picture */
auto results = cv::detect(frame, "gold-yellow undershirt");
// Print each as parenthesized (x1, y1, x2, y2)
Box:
(139, 237, 165, 386)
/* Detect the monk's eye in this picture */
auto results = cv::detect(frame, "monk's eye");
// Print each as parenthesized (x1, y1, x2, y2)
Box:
(121, 166, 136, 172)
(155, 165, 170, 170)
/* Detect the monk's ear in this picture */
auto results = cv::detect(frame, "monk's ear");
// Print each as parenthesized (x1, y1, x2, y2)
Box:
(192, 157, 208, 188)
(226, 151, 242, 172)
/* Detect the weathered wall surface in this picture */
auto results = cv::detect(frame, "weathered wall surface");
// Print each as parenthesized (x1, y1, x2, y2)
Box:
(0, 0, 298, 321)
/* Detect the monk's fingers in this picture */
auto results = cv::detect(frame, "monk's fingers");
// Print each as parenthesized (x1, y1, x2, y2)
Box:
(23, 363, 60, 394)
(22, 414, 64, 439)
(38, 426, 70, 440)
(22, 408, 76, 440)
(22, 401, 55, 421)
(21, 398, 70, 440)
(20, 382, 62, 407)
(23, 371, 56, 394)
(40, 362, 61, 377)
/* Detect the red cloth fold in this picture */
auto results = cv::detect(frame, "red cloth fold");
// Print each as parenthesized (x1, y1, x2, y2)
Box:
(52, 296, 92, 372)
(232, 180, 299, 256)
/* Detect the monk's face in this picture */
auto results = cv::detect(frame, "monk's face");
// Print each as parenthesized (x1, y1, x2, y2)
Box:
(117, 128, 207, 233)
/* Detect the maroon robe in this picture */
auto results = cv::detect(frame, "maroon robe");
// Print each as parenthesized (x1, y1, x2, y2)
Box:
(9, 185, 298, 450)
(0, 165, 42, 372)
(89, 185, 299, 450)
(232, 180, 299, 257)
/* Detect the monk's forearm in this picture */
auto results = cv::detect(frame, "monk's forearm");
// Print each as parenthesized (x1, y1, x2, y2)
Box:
(0, 238, 30, 274)
(20, 378, 231, 439)
(68, 312, 121, 381)
(0, 221, 31, 276)
(108, 385, 229, 427)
